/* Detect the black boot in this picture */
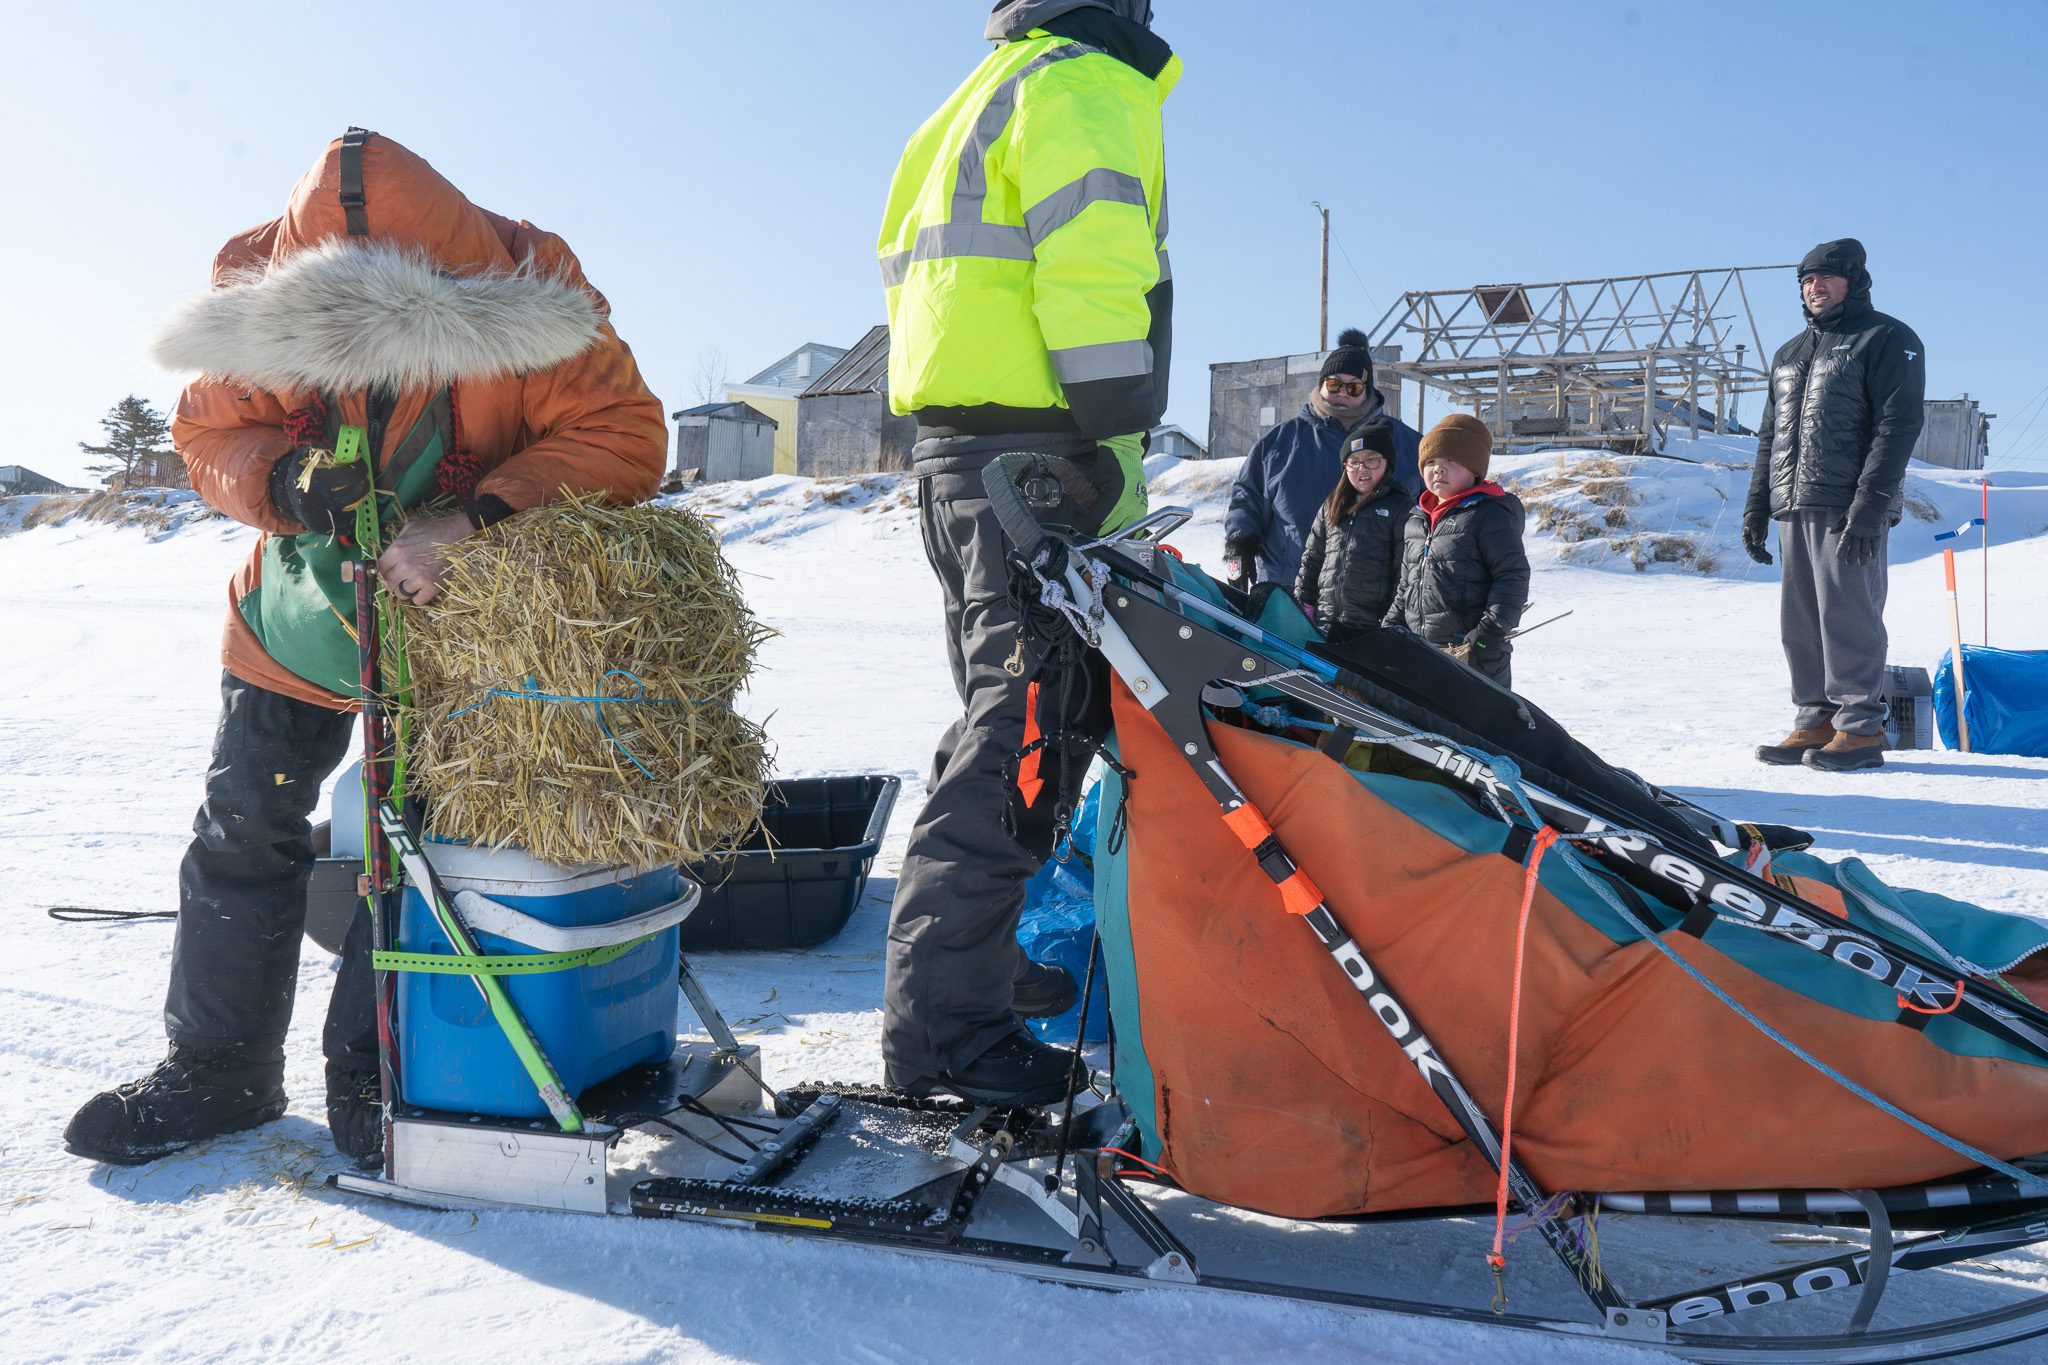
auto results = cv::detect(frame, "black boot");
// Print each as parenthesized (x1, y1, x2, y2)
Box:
(886, 1025, 1078, 1108)
(325, 1061, 384, 1170)
(64, 1043, 286, 1165)
(1011, 959, 1078, 1020)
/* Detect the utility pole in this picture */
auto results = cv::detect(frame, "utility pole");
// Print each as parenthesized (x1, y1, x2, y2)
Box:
(1730, 343, 1746, 433)
(1312, 201, 1330, 351)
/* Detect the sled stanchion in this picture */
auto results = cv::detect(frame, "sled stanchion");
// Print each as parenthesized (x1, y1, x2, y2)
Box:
(338, 417, 403, 1182)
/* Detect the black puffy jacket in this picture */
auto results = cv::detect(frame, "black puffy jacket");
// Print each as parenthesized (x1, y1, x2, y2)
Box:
(1383, 485, 1530, 647)
(1746, 255, 1925, 521)
(1295, 481, 1415, 633)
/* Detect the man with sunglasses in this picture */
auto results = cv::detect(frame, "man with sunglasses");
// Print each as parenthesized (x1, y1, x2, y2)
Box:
(1224, 327, 1421, 593)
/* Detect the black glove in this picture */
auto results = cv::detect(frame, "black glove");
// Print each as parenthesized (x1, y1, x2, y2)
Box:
(1832, 499, 1887, 567)
(1223, 536, 1260, 591)
(1466, 619, 1509, 654)
(269, 445, 371, 537)
(1740, 507, 1773, 565)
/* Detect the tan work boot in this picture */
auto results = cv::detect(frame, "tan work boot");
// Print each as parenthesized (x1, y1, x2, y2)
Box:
(1757, 724, 1835, 766)
(1803, 730, 1885, 772)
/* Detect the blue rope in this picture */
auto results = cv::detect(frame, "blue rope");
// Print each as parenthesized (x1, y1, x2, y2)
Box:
(1481, 754, 2048, 1199)
(1243, 700, 1337, 733)
(446, 669, 684, 780)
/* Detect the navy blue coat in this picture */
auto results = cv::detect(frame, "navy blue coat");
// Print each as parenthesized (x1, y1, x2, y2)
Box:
(1224, 398, 1422, 589)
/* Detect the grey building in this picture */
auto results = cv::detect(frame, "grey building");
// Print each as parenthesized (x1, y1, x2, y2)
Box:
(1912, 396, 1991, 471)
(671, 401, 777, 484)
(0, 465, 72, 495)
(1208, 346, 1403, 462)
(795, 326, 915, 476)
(726, 341, 850, 474)
(1148, 423, 1207, 460)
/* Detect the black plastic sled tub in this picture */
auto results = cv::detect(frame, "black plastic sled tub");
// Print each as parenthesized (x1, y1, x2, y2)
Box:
(679, 774, 899, 951)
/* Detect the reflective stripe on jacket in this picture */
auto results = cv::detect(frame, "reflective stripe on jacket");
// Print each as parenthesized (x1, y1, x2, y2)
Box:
(879, 29, 1179, 442)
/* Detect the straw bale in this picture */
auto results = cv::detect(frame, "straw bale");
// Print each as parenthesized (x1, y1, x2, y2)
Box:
(401, 492, 772, 870)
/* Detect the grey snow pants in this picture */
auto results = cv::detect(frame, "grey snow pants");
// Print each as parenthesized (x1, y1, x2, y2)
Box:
(1779, 507, 1890, 737)
(881, 460, 1120, 1079)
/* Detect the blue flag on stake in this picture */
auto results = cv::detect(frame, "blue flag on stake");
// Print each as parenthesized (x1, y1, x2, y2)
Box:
(1935, 517, 1986, 542)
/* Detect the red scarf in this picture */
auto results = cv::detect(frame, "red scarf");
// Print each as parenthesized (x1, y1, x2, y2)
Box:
(1419, 480, 1506, 528)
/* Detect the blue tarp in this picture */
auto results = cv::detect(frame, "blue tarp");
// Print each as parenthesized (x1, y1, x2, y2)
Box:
(1017, 781, 1110, 1046)
(1934, 646, 2048, 757)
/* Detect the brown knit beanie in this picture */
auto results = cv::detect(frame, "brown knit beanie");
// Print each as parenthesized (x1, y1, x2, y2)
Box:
(1419, 413, 1493, 481)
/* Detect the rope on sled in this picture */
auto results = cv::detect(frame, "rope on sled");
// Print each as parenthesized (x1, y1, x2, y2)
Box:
(1488, 823, 1559, 1309)
(1478, 755, 2048, 1201)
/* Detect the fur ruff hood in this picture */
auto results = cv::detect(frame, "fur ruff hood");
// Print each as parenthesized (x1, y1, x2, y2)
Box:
(151, 238, 601, 394)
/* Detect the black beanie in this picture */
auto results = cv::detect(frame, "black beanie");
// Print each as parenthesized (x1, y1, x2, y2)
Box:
(1797, 238, 1870, 290)
(1319, 327, 1375, 385)
(1345, 416, 1398, 461)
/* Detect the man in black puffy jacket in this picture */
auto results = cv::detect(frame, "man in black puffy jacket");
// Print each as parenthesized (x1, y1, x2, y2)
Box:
(1743, 239, 1925, 773)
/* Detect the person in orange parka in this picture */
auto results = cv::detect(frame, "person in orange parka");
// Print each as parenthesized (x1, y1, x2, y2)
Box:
(64, 129, 667, 1170)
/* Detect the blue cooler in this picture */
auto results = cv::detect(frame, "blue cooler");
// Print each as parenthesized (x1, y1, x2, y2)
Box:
(394, 842, 692, 1120)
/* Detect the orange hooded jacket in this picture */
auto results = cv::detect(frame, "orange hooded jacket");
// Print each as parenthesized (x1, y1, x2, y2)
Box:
(156, 132, 667, 709)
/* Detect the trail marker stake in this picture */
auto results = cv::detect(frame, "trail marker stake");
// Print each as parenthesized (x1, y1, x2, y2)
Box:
(1944, 548, 1972, 753)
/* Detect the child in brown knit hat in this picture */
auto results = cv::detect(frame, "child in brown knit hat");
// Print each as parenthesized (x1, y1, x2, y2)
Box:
(1381, 415, 1531, 685)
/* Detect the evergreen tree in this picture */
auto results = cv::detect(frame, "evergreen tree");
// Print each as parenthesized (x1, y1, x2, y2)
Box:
(79, 395, 181, 488)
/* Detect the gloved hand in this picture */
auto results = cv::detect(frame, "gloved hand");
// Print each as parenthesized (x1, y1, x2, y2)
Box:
(269, 445, 371, 537)
(1740, 507, 1773, 565)
(1223, 536, 1259, 592)
(1466, 619, 1509, 654)
(1832, 499, 1887, 567)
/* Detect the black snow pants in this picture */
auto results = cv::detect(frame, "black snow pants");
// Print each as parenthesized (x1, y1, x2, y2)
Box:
(881, 453, 1131, 1079)
(163, 671, 374, 1066)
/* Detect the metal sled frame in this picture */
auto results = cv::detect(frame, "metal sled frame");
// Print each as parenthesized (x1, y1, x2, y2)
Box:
(621, 1081, 2048, 1363)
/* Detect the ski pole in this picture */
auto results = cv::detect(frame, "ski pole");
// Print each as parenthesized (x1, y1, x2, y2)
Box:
(1505, 610, 1573, 641)
(1943, 548, 1972, 753)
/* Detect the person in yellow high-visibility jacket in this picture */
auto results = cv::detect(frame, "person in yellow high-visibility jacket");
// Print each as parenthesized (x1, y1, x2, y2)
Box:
(879, 0, 1177, 1107)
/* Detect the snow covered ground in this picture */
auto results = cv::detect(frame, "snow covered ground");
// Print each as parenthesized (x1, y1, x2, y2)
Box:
(3, 452, 2047, 1363)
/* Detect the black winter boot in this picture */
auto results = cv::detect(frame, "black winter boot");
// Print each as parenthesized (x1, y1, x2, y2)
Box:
(1011, 959, 1079, 1020)
(64, 1043, 287, 1165)
(886, 1025, 1078, 1108)
(325, 1061, 384, 1170)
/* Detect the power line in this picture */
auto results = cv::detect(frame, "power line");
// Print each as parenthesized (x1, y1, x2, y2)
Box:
(1327, 225, 1380, 317)
(1988, 378, 2048, 468)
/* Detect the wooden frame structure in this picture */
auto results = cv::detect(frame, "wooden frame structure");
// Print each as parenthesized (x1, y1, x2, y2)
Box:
(1368, 266, 1792, 452)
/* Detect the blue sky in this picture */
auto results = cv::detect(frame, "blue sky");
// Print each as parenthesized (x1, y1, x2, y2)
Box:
(7, 0, 2047, 485)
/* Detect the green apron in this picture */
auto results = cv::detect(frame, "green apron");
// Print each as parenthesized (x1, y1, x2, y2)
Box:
(237, 389, 455, 696)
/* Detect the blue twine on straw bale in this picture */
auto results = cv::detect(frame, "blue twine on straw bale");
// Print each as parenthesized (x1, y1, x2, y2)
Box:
(446, 669, 683, 780)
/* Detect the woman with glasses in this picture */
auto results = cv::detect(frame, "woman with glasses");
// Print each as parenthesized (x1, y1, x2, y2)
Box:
(1223, 328, 1421, 593)
(1293, 418, 1414, 641)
